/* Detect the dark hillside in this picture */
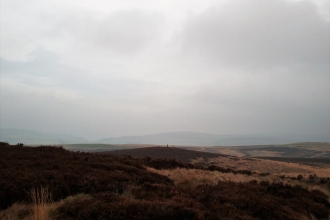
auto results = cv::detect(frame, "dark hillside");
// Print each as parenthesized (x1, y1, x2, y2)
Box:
(102, 146, 226, 162)
(0, 144, 172, 209)
(1, 144, 329, 219)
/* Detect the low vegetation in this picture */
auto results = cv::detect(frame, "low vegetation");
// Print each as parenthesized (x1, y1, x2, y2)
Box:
(0, 143, 329, 219)
(183, 142, 330, 158)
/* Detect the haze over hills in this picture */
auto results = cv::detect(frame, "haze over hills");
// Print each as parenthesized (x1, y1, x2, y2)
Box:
(1, 128, 329, 146)
(0, 128, 89, 145)
(98, 131, 330, 146)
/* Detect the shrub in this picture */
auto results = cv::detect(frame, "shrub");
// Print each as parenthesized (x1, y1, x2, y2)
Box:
(1, 145, 329, 220)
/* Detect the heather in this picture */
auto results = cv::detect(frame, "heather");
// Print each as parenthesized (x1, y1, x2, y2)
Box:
(0, 143, 329, 219)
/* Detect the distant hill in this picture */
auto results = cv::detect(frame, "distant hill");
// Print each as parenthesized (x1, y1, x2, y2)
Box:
(102, 146, 227, 163)
(0, 128, 88, 145)
(1, 129, 329, 146)
(63, 143, 155, 152)
(98, 132, 218, 145)
(98, 132, 330, 146)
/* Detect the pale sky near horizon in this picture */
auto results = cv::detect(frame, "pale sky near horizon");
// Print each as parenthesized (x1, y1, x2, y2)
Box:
(0, 0, 329, 140)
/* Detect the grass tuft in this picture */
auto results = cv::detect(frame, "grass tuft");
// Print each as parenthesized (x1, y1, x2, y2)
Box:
(0, 203, 30, 220)
(30, 187, 52, 220)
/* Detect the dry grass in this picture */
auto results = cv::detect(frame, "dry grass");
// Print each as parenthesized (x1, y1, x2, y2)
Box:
(146, 167, 330, 199)
(0, 187, 54, 220)
(186, 142, 330, 157)
(146, 167, 260, 187)
(57, 193, 91, 203)
(30, 187, 53, 220)
(206, 156, 330, 177)
(0, 192, 91, 220)
(0, 203, 31, 220)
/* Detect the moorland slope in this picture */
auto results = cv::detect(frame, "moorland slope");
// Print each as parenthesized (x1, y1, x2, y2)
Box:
(0, 143, 329, 220)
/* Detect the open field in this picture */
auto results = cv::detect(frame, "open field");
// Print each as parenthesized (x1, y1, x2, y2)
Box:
(146, 167, 330, 197)
(181, 142, 330, 158)
(205, 156, 330, 178)
(65, 142, 330, 160)
(103, 146, 330, 178)
(1, 143, 329, 219)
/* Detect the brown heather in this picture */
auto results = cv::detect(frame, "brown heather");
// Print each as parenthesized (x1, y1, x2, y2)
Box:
(0, 143, 329, 219)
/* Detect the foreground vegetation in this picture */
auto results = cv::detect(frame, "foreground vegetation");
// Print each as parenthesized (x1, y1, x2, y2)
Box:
(0, 143, 329, 219)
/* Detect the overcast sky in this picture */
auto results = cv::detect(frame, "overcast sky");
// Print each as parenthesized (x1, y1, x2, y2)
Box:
(1, 0, 329, 140)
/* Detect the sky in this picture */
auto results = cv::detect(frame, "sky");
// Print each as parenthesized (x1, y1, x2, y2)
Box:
(0, 0, 329, 140)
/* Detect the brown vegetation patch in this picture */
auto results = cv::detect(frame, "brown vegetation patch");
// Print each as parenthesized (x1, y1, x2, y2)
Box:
(0, 145, 172, 209)
(54, 181, 330, 220)
(206, 156, 330, 178)
(183, 142, 330, 158)
(1, 144, 329, 220)
(103, 146, 226, 163)
(147, 167, 330, 197)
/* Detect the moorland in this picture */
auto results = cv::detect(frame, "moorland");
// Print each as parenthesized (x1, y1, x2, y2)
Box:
(0, 142, 329, 220)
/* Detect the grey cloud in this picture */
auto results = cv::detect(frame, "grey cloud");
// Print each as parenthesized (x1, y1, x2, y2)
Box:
(0, 0, 329, 140)
(0, 24, 37, 62)
(182, 0, 329, 69)
(41, 9, 164, 55)
(186, 68, 330, 135)
(0, 80, 188, 139)
(90, 10, 164, 54)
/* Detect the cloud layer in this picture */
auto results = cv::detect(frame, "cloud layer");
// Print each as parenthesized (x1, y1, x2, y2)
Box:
(1, 0, 329, 139)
